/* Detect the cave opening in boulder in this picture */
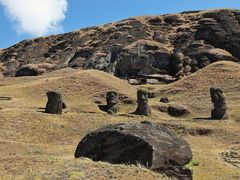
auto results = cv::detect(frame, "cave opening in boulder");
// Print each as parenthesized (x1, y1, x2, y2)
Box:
(15, 67, 40, 77)
(74, 131, 153, 168)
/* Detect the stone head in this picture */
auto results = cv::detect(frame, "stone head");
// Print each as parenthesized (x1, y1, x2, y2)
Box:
(137, 90, 149, 105)
(210, 87, 225, 103)
(106, 91, 118, 105)
(47, 91, 62, 101)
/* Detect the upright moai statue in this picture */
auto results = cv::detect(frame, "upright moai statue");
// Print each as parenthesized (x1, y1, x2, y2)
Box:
(45, 91, 63, 114)
(105, 91, 119, 114)
(210, 87, 228, 120)
(135, 90, 151, 116)
(171, 50, 184, 78)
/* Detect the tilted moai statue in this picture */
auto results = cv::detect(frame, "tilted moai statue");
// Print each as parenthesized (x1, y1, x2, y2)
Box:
(105, 91, 119, 114)
(45, 91, 63, 114)
(135, 90, 151, 116)
(210, 87, 228, 120)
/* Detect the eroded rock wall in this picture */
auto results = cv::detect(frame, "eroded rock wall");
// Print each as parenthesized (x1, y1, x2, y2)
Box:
(0, 9, 239, 77)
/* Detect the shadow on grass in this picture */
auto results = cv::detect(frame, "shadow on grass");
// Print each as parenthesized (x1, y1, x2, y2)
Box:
(0, 96, 12, 101)
(193, 117, 212, 120)
(36, 107, 46, 113)
(98, 105, 106, 112)
(37, 108, 46, 113)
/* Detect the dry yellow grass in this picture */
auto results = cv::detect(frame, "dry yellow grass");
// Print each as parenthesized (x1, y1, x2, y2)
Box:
(0, 61, 240, 179)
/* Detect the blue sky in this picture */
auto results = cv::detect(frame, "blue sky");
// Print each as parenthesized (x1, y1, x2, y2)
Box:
(0, 0, 240, 48)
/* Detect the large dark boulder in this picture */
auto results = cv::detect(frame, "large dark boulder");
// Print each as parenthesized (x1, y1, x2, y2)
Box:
(75, 121, 192, 179)
(168, 105, 190, 117)
(160, 97, 169, 103)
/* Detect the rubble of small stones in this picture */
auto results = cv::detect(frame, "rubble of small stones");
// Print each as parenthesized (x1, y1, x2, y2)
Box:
(222, 145, 240, 168)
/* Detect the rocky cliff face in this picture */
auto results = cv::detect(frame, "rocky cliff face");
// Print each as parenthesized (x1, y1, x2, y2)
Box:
(0, 9, 239, 77)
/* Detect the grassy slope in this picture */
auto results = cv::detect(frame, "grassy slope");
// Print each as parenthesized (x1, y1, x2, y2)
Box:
(0, 61, 240, 179)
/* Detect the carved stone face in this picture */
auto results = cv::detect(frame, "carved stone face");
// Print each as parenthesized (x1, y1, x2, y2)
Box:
(106, 91, 118, 105)
(135, 90, 151, 116)
(137, 90, 148, 106)
(45, 91, 62, 114)
(47, 91, 62, 101)
(210, 87, 227, 120)
(210, 87, 225, 104)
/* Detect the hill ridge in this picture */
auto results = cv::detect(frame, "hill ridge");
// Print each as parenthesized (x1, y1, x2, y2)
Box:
(0, 9, 239, 81)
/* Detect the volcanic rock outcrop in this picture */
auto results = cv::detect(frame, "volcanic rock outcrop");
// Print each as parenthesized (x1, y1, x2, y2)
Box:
(75, 121, 193, 179)
(0, 9, 239, 78)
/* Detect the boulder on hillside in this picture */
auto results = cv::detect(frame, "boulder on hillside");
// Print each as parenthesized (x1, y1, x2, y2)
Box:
(75, 121, 193, 179)
(168, 105, 190, 117)
(160, 97, 169, 103)
(153, 104, 190, 117)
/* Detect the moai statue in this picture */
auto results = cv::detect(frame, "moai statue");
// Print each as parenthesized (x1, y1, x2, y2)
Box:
(210, 87, 228, 120)
(105, 91, 119, 114)
(45, 91, 63, 114)
(171, 50, 184, 79)
(135, 90, 151, 116)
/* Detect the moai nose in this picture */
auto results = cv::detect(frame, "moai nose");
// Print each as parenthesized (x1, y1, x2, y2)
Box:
(142, 95, 147, 100)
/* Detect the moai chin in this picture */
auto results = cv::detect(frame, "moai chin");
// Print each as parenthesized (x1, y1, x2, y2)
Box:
(45, 91, 63, 114)
(210, 87, 228, 120)
(105, 91, 119, 114)
(135, 90, 151, 116)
